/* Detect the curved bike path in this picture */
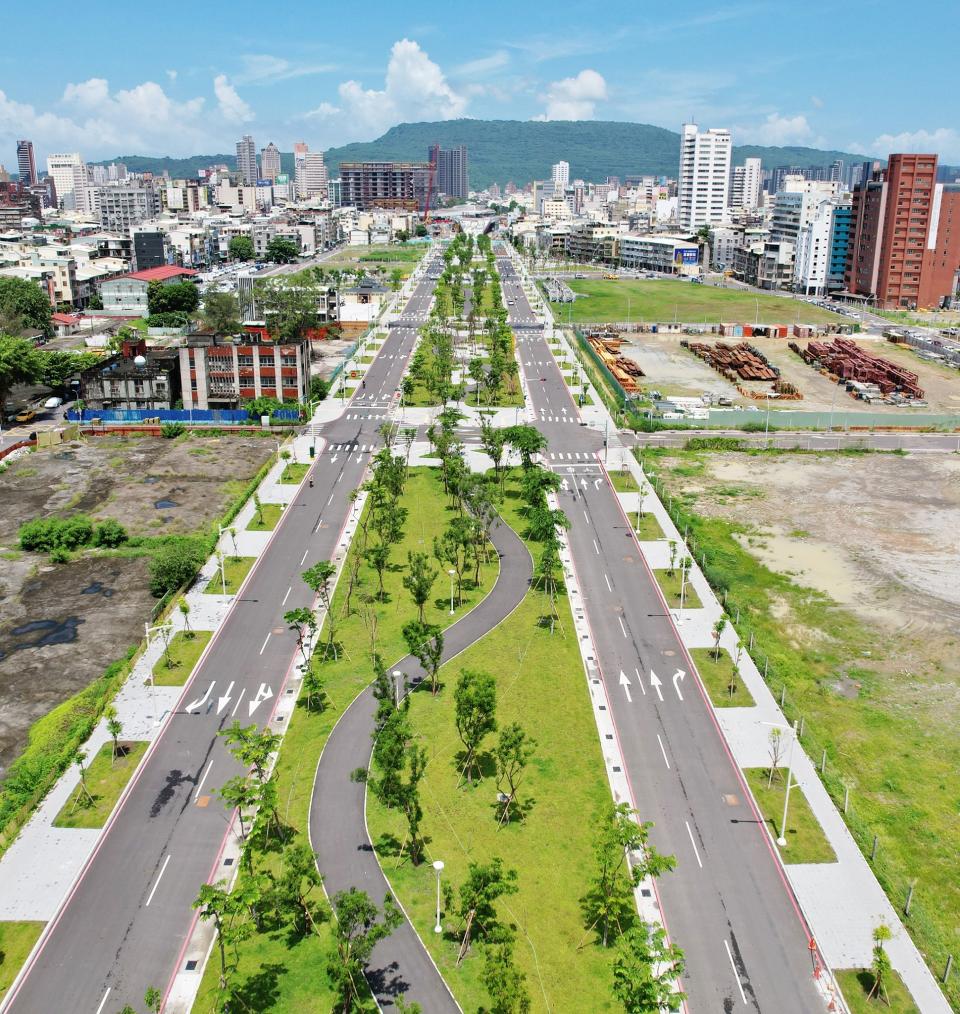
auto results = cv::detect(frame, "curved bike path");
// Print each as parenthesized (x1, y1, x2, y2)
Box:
(309, 511, 532, 1011)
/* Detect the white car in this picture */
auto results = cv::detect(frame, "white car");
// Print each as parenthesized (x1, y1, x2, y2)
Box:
(44, 397, 63, 409)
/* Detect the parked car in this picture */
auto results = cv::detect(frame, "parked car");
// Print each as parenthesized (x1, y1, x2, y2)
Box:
(44, 397, 63, 410)
(14, 408, 36, 424)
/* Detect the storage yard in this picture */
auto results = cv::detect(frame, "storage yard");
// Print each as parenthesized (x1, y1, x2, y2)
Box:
(791, 337, 926, 404)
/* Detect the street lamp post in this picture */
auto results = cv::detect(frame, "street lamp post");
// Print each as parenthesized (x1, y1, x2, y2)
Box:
(392, 670, 403, 708)
(448, 569, 456, 615)
(433, 859, 445, 933)
(677, 557, 688, 623)
(778, 722, 798, 847)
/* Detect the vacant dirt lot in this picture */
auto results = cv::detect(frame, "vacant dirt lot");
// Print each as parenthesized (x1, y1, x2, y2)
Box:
(619, 332, 960, 414)
(0, 434, 275, 775)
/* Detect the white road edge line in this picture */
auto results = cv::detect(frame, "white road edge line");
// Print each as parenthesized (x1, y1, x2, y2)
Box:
(656, 734, 671, 769)
(145, 854, 172, 907)
(95, 988, 111, 1014)
(281, 586, 292, 607)
(592, 539, 599, 555)
(685, 820, 703, 868)
(259, 632, 271, 655)
(724, 939, 748, 1005)
(194, 761, 213, 801)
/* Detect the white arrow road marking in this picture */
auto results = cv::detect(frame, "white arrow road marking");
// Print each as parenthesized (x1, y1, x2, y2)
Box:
(185, 681, 215, 713)
(216, 682, 235, 715)
(649, 670, 664, 702)
(248, 683, 275, 717)
(330, 454, 338, 463)
(580, 478, 587, 488)
(594, 478, 602, 489)
(619, 670, 632, 703)
(635, 667, 646, 695)
(672, 669, 686, 701)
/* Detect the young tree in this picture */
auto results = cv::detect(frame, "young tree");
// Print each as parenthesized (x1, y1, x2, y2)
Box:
(402, 550, 438, 623)
(71, 747, 94, 807)
(454, 669, 497, 784)
(482, 941, 531, 1014)
(456, 857, 518, 960)
(284, 606, 317, 664)
(584, 803, 676, 947)
(504, 424, 547, 470)
(365, 542, 391, 601)
(221, 722, 281, 781)
(727, 664, 741, 699)
(105, 705, 123, 767)
(495, 723, 536, 826)
(767, 727, 785, 788)
(179, 599, 193, 639)
(869, 923, 892, 1003)
(667, 540, 678, 576)
(192, 882, 241, 989)
(143, 985, 163, 1013)
(303, 560, 338, 659)
(253, 493, 265, 527)
(611, 924, 686, 1014)
(402, 620, 445, 697)
(274, 841, 327, 937)
(327, 889, 402, 1013)
(711, 616, 727, 661)
(535, 539, 562, 634)
(479, 413, 508, 484)
(227, 235, 255, 261)
(301, 663, 329, 713)
(218, 774, 260, 839)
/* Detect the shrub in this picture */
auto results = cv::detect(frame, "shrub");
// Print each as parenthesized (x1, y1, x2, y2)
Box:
(49, 546, 70, 564)
(148, 537, 206, 597)
(160, 422, 186, 439)
(58, 516, 94, 550)
(93, 519, 128, 548)
(685, 437, 745, 452)
(19, 518, 57, 552)
(19, 515, 94, 552)
(145, 311, 189, 328)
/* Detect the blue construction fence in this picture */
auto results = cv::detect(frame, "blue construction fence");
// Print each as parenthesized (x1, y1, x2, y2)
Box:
(65, 407, 301, 425)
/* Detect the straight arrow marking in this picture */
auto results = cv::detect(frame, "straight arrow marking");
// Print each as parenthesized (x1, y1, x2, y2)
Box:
(619, 670, 632, 703)
(248, 683, 275, 717)
(216, 681, 235, 714)
(649, 670, 664, 702)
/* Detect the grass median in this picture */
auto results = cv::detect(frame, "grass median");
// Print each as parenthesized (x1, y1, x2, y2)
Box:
(203, 556, 256, 595)
(836, 967, 921, 1014)
(246, 503, 283, 531)
(690, 647, 756, 708)
(279, 463, 309, 484)
(151, 630, 212, 687)
(0, 922, 45, 1000)
(653, 568, 703, 609)
(53, 741, 149, 829)
(743, 769, 836, 864)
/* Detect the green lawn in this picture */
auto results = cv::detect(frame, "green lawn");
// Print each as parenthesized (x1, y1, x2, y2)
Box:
(0, 922, 44, 1001)
(279, 463, 309, 484)
(644, 446, 960, 1005)
(193, 467, 498, 1013)
(690, 647, 756, 708)
(246, 503, 283, 531)
(836, 967, 921, 1014)
(203, 556, 256, 595)
(53, 741, 149, 829)
(608, 469, 638, 492)
(366, 474, 622, 1013)
(565, 279, 845, 326)
(653, 568, 703, 609)
(632, 512, 664, 541)
(151, 630, 213, 686)
(743, 768, 836, 864)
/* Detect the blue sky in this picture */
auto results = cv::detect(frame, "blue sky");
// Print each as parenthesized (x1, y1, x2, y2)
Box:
(2, 0, 958, 166)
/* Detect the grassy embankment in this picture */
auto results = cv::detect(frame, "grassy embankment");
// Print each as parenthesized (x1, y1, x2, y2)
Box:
(641, 445, 960, 1009)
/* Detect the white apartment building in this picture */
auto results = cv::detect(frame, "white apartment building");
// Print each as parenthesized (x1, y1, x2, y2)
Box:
(551, 161, 570, 190)
(730, 157, 762, 210)
(260, 142, 281, 181)
(299, 152, 328, 201)
(619, 234, 700, 275)
(794, 198, 846, 296)
(236, 135, 258, 185)
(677, 124, 731, 230)
(46, 153, 84, 210)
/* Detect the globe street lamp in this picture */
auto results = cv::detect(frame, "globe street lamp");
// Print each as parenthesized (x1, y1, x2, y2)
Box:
(448, 569, 456, 615)
(433, 859, 445, 933)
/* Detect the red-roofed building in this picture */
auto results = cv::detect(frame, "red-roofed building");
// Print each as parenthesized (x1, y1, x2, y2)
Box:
(99, 265, 199, 316)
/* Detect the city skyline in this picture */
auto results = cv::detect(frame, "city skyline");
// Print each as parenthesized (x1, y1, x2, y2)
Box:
(1, 0, 958, 164)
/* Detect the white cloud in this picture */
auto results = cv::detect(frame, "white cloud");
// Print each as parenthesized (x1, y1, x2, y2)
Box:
(453, 51, 510, 78)
(810, 95, 824, 109)
(734, 112, 817, 146)
(213, 74, 253, 123)
(166, 69, 178, 82)
(235, 54, 336, 85)
(866, 127, 960, 163)
(535, 69, 607, 121)
(302, 39, 467, 142)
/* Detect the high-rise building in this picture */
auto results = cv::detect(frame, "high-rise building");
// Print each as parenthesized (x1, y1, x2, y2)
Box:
(97, 180, 162, 232)
(845, 153, 960, 309)
(730, 157, 762, 210)
(794, 198, 851, 296)
(830, 159, 845, 185)
(551, 160, 570, 190)
(339, 162, 431, 211)
(293, 141, 309, 198)
(46, 152, 84, 209)
(260, 142, 281, 182)
(236, 135, 258, 185)
(301, 152, 328, 200)
(428, 144, 469, 199)
(678, 124, 731, 230)
(17, 140, 37, 187)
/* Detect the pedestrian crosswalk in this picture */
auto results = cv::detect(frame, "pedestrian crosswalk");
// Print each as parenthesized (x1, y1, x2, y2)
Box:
(546, 451, 596, 461)
(342, 411, 388, 420)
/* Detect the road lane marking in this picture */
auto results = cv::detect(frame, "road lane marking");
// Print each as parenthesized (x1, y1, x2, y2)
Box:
(656, 734, 671, 769)
(300, 548, 309, 565)
(259, 632, 271, 655)
(724, 940, 748, 1005)
(95, 989, 111, 1014)
(216, 682, 235, 715)
(583, 510, 590, 523)
(635, 667, 646, 695)
(145, 854, 172, 907)
(604, 573, 612, 592)
(619, 670, 632, 703)
(685, 820, 703, 868)
(650, 670, 664, 701)
(618, 616, 628, 638)
(231, 687, 247, 717)
(194, 761, 213, 800)
(327, 493, 334, 505)
(592, 539, 599, 554)
(281, 586, 292, 606)
(672, 669, 686, 701)
(185, 681, 215, 713)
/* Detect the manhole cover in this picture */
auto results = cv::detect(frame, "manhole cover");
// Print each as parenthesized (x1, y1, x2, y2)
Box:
(272, 627, 285, 635)
(663, 649, 675, 657)
(723, 794, 740, 807)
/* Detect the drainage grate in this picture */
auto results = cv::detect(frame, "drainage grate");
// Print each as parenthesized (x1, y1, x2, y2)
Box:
(185, 960, 198, 972)
(224, 857, 234, 866)
(605, 734, 613, 740)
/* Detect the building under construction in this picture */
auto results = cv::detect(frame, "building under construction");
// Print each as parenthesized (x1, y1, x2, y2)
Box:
(339, 161, 432, 211)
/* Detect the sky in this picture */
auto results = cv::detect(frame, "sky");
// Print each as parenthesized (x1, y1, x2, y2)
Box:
(2, 0, 959, 167)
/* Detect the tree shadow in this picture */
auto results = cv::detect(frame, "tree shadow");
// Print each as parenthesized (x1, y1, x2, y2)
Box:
(453, 748, 497, 783)
(366, 960, 410, 1003)
(577, 886, 637, 946)
(227, 960, 286, 1012)
(373, 831, 405, 858)
(491, 794, 537, 827)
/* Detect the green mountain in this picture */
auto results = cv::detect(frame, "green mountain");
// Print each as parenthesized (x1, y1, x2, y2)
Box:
(95, 119, 879, 190)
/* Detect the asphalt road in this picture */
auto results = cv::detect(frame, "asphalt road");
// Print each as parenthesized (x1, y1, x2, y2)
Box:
(496, 248, 828, 1013)
(309, 506, 531, 1012)
(2, 266, 439, 1014)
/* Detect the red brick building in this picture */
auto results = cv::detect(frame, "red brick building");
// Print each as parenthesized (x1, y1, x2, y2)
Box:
(845, 153, 960, 309)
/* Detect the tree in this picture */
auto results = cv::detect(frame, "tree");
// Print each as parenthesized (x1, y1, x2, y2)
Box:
(147, 280, 200, 315)
(178, 599, 193, 639)
(365, 542, 391, 601)
(535, 539, 562, 634)
(148, 537, 206, 597)
(402, 620, 445, 697)
(402, 550, 438, 622)
(869, 923, 892, 1004)
(284, 607, 317, 664)
(71, 747, 94, 808)
(504, 424, 547, 470)
(218, 774, 260, 839)
(479, 413, 508, 483)
(482, 941, 531, 1014)
(328, 889, 402, 1013)
(265, 236, 300, 264)
(711, 616, 727, 661)
(495, 723, 535, 825)
(228, 235, 255, 261)
(454, 669, 497, 785)
(39, 350, 98, 390)
(192, 882, 235, 989)
(201, 290, 241, 335)
(0, 277, 53, 335)
(221, 722, 281, 781)
(767, 727, 785, 788)
(105, 705, 123, 767)
(87, 291, 103, 310)
(584, 803, 676, 946)
(302, 663, 329, 712)
(456, 857, 518, 959)
(143, 985, 162, 1013)
(254, 277, 321, 340)
(389, 268, 404, 291)
(667, 540, 678, 576)
(274, 841, 327, 937)
(611, 924, 685, 1013)
(0, 334, 44, 414)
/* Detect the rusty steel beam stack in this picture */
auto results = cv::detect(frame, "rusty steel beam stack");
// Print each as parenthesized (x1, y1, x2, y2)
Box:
(801, 337, 924, 398)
